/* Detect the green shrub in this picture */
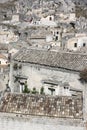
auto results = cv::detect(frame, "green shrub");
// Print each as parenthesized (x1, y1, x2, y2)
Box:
(32, 87, 38, 94)
(40, 87, 45, 95)
(23, 81, 30, 93)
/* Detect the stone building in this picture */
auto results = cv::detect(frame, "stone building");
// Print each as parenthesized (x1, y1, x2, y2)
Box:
(39, 15, 57, 27)
(9, 48, 87, 112)
(11, 13, 19, 23)
(10, 47, 86, 94)
(67, 34, 87, 51)
(29, 26, 62, 47)
(9, 47, 87, 121)
(0, 54, 8, 73)
(0, 29, 18, 44)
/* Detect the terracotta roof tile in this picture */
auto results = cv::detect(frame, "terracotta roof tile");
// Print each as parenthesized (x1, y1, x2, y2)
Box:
(13, 48, 87, 71)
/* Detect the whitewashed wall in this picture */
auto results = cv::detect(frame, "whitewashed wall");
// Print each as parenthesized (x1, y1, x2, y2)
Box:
(0, 114, 85, 130)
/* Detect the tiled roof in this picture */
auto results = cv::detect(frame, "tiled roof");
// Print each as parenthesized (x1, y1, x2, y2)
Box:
(13, 48, 87, 71)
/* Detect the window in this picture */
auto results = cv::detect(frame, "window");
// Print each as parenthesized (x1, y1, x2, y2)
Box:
(55, 36, 58, 41)
(48, 87, 55, 95)
(64, 87, 68, 89)
(49, 17, 52, 21)
(4, 14, 7, 18)
(83, 43, 86, 47)
(74, 43, 77, 47)
(24, 32, 28, 36)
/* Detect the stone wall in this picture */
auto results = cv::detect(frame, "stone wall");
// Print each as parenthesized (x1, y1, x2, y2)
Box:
(0, 93, 83, 119)
(0, 113, 85, 130)
(11, 63, 84, 93)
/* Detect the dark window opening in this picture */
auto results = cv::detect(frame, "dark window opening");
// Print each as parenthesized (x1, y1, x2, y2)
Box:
(55, 36, 58, 41)
(64, 87, 68, 89)
(48, 88, 55, 95)
(4, 14, 7, 18)
(24, 32, 28, 36)
(49, 17, 52, 21)
(83, 43, 86, 47)
(74, 43, 77, 47)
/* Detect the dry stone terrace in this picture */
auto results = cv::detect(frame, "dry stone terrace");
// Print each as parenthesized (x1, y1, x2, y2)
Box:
(13, 48, 87, 72)
(0, 93, 83, 119)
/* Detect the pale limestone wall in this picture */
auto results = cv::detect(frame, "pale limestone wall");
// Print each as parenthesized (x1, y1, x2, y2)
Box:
(11, 15, 19, 22)
(11, 62, 84, 94)
(0, 58, 7, 65)
(67, 37, 87, 51)
(30, 39, 46, 44)
(40, 15, 57, 26)
(0, 31, 18, 44)
(20, 64, 83, 92)
(67, 38, 78, 51)
(0, 114, 85, 130)
(69, 13, 76, 21)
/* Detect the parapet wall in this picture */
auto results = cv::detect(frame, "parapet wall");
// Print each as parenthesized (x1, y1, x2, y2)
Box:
(0, 93, 83, 119)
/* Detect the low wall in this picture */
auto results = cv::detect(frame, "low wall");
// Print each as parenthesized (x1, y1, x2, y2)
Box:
(0, 93, 83, 119)
(0, 113, 85, 130)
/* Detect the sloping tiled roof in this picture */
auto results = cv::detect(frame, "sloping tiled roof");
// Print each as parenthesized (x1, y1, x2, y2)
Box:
(13, 48, 87, 71)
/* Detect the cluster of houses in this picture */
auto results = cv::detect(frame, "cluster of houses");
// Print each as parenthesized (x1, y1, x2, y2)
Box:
(0, 1, 87, 130)
(0, 2, 87, 130)
(0, 0, 87, 98)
